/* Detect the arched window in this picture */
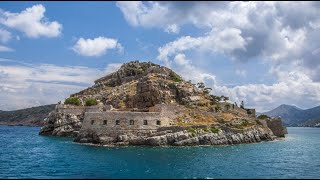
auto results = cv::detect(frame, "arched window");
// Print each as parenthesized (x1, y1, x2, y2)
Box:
(103, 120, 107, 125)
(143, 120, 148, 125)
(116, 120, 120, 125)
(91, 120, 94, 125)
(130, 120, 134, 125)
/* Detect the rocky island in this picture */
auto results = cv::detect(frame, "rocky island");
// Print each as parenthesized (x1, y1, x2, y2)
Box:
(39, 60, 287, 146)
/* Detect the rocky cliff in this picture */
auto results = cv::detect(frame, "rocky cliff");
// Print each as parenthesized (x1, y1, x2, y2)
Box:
(71, 61, 208, 109)
(74, 124, 276, 146)
(39, 60, 287, 146)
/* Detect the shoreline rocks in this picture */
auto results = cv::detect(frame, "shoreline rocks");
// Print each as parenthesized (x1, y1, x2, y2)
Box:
(73, 125, 276, 147)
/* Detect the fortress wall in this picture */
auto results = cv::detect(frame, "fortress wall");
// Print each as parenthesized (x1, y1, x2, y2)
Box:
(150, 104, 186, 125)
(81, 111, 164, 137)
(55, 105, 86, 114)
(55, 104, 113, 114)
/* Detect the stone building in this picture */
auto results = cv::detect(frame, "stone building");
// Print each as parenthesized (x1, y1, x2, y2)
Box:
(55, 103, 176, 138)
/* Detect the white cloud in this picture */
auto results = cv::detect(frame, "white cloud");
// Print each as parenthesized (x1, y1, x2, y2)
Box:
(145, 1, 320, 111)
(0, 4, 62, 38)
(0, 45, 13, 52)
(171, 53, 216, 87)
(0, 59, 121, 110)
(212, 70, 320, 112)
(103, 63, 122, 74)
(72, 36, 123, 57)
(0, 28, 11, 43)
(157, 28, 247, 64)
(165, 24, 180, 34)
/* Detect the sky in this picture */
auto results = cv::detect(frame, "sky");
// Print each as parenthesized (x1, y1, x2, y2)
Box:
(0, 1, 320, 112)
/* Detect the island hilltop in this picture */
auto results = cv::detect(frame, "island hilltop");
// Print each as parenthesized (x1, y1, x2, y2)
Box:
(39, 60, 287, 146)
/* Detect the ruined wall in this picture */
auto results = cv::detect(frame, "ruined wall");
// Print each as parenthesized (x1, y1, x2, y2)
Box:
(246, 109, 256, 118)
(219, 102, 248, 115)
(150, 104, 187, 125)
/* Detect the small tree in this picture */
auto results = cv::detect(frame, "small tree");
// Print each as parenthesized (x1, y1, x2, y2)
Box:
(169, 71, 183, 82)
(240, 100, 244, 109)
(215, 105, 222, 112)
(225, 104, 231, 111)
(65, 97, 81, 106)
(257, 114, 270, 119)
(204, 87, 212, 94)
(85, 98, 98, 106)
(216, 96, 222, 102)
(197, 82, 205, 89)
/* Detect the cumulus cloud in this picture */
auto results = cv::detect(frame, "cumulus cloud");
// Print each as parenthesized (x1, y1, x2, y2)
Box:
(72, 36, 123, 57)
(158, 28, 247, 64)
(172, 53, 216, 86)
(212, 70, 320, 112)
(0, 58, 121, 110)
(0, 4, 62, 38)
(130, 1, 320, 111)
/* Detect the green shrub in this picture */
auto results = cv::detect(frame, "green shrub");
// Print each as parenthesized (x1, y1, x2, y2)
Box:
(232, 120, 254, 129)
(65, 97, 81, 106)
(191, 132, 196, 137)
(187, 128, 196, 134)
(215, 105, 222, 112)
(257, 114, 270, 119)
(169, 71, 183, 82)
(210, 127, 220, 133)
(85, 98, 98, 106)
(203, 128, 210, 133)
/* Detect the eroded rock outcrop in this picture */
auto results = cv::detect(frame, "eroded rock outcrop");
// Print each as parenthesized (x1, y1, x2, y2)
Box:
(39, 109, 83, 137)
(74, 125, 275, 146)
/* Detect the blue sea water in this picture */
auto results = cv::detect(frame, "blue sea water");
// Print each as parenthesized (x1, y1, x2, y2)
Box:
(0, 125, 319, 179)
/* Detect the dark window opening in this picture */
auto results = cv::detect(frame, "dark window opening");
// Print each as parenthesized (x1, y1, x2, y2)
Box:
(116, 120, 120, 125)
(156, 120, 161, 125)
(91, 120, 94, 125)
(130, 120, 134, 125)
(103, 120, 107, 125)
(143, 120, 148, 125)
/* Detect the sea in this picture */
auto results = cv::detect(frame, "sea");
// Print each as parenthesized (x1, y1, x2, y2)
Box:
(0, 125, 319, 179)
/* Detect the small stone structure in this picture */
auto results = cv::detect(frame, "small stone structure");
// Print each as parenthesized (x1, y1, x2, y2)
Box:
(219, 102, 256, 117)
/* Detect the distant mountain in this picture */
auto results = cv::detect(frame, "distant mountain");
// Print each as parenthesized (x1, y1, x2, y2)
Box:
(0, 104, 56, 127)
(260, 104, 320, 127)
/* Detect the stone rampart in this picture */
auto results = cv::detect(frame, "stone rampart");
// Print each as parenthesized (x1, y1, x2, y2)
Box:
(81, 111, 166, 137)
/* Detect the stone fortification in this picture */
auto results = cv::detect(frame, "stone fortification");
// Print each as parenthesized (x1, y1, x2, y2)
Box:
(39, 60, 287, 147)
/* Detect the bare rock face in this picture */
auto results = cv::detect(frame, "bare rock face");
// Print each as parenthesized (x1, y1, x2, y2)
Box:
(70, 60, 207, 109)
(73, 125, 274, 146)
(266, 118, 288, 137)
(39, 111, 83, 137)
